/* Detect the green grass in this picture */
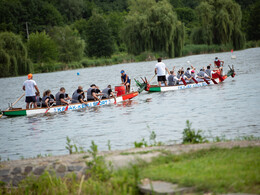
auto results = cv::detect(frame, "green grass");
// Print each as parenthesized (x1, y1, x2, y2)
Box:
(140, 147, 260, 194)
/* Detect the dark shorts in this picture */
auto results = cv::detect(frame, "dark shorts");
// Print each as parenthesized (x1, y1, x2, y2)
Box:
(25, 96, 36, 103)
(157, 75, 166, 82)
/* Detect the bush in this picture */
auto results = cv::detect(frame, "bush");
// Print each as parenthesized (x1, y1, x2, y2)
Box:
(182, 120, 208, 144)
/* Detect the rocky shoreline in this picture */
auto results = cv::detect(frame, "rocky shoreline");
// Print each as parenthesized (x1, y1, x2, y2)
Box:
(1, 140, 259, 186)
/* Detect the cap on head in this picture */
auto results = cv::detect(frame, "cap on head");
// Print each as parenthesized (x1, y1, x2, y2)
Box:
(120, 70, 125, 74)
(191, 70, 195, 73)
(28, 73, 33, 79)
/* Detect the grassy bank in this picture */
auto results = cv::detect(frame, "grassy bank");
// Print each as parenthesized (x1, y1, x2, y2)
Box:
(141, 147, 260, 194)
(32, 42, 260, 74)
(1, 146, 259, 194)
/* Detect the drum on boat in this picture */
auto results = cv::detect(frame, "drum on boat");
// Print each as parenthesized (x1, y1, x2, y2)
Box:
(115, 86, 125, 96)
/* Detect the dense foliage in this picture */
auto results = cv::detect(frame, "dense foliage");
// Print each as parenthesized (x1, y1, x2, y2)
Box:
(0, 0, 258, 77)
(0, 32, 32, 77)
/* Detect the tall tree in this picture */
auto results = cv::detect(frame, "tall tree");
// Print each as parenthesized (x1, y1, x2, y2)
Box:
(191, 0, 245, 49)
(0, 32, 32, 77)
(122, 0, 185, 57)
(27, 31, 58, 63)
(49, 26, 85, 62)
(85, 13, 114, 57)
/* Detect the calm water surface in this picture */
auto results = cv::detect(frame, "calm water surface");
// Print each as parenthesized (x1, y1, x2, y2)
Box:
(0, 48, 260, 160)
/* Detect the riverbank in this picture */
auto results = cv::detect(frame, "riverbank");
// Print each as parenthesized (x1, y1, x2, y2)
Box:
(1, 140, 259, 194)
(32, 43, 260, 74)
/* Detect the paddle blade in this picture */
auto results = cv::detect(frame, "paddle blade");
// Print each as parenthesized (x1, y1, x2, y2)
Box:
(203, 78, 210, 85)
(211, 78, 218, 84)
(97, 101, 100, 106)
(181, 78, 187, 86)
(45, 108, 49, 114)
(65, 105, 69, 111)
(191, 77, 198, 84)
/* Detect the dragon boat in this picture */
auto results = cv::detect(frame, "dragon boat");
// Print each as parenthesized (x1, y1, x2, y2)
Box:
(1, 91, 141, 117)
(136, 65, 236, 92)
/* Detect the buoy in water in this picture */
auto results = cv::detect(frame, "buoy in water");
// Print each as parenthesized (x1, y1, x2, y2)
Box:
(77, 72, 80, 76)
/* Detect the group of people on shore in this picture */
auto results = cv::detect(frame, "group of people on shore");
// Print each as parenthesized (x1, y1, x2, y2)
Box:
(23, 69, 132, 109)
(155, 57, 224, 86)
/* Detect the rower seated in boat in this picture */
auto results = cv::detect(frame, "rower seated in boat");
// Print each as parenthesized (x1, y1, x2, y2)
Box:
(179, 70, 192, 84)
(42, 90, 52, 108)
(197, 68, 210, 82)
(55, 87, 69, 106)
(102, 85, 116, 101)
(189, 70, 198, 83)
(184, 67, 192, 79)
(87, 84, 100, 101)
(168, 71, 180, 86)
(205, 65, 213, 78)
(73, 86, 85, 100)
(71, 89, 85, 104)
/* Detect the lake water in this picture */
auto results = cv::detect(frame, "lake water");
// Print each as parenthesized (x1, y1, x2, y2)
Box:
(0, 48, 260, 160)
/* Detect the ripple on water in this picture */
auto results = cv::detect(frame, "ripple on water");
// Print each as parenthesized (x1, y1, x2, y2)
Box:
(0, 48, 260, 160)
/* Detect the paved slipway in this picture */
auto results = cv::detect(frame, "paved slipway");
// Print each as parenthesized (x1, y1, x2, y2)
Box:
(0, 140, 259, 187)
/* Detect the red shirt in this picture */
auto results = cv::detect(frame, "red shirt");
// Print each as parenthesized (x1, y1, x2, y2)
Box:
(215, 60, 221, 67)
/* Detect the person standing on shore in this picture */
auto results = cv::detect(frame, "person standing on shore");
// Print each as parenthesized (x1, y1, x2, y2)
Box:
(23, 73, 40, 109)
(155, 58, 170, 86)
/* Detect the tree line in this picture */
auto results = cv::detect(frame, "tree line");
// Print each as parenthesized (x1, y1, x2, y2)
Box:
(0, 0, 259, 77)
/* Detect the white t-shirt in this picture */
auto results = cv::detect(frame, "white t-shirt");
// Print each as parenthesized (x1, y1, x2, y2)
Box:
(155, 62, 166, 76)
(23, 80, 37, 96)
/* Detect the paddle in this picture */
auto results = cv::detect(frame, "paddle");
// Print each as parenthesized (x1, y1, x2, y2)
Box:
(45, 103, 54, 114)
(149, 74, 156, 83)
(64, 104, 69, 111)
(0, 93, 25, 118)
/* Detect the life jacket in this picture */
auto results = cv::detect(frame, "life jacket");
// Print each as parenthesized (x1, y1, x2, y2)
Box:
(87, 88, 95, 100)
(205, 69, 212, 77)
(102, 88, 110, 98)
(167, 75, 176, 86)
(55, 92, 66, 105)
(121, 74, 130, 83)
(72, 92, 82, 103)
(42, 95, 50, 107)
(215, 60, 221, 67)
(184, 70, 191, 78)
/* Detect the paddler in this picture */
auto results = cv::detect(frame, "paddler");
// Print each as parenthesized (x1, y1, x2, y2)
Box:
(102, 85, 116, 102)
(155, 57, 170, 86)
(189, 70, 197, 83)
(205, 65, 213, 78)
(55, 87, 69, 106)
(72, 89, 85, 103)
(23, 73, 40, 109)
(87, 84, 100, 101)
(168, 71, 180, 86)
(197, 68, 210, 82)
(35, 92, 42, 107)
(42, 90, 52, 108)
(121, 70, 131, 93)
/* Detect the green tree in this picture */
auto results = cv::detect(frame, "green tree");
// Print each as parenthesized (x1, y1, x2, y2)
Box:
(247, 1, 260, 40)
(49, 26, 85, 62)
(191, 0, 245, 49)
(86, 13, 114, 57)
(27, 31, 58, 63)
(0, 0, 63, 35)
(0, 32, 32, 77)
(71, 19, 88, 54)
(122, 0, 184, 57)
